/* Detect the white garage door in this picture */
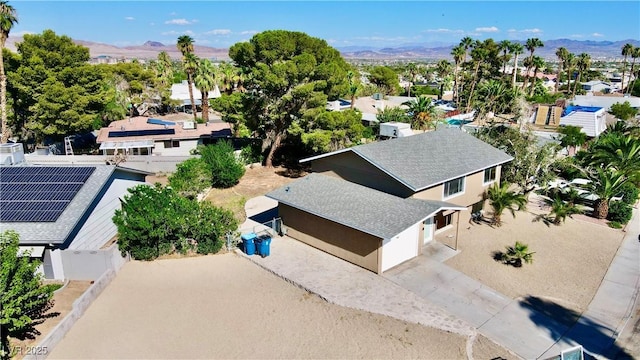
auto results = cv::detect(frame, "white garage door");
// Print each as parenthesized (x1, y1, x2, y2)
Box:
(381, 223, 419, 272)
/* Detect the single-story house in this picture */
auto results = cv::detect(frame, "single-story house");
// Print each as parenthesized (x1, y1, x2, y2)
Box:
(96, 116, 232, 156)
(0, 161, 150, 280)
(267, 173, 465, 273)
(573, 94, 640, 111)
(582, 80, 614, 93)
(171, 80, 221, 111)
(559, 106, 607, 137)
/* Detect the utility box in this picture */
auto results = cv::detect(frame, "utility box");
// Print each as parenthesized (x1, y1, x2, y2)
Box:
(379, 122, 413, 138)
(0, 143, 25, 165)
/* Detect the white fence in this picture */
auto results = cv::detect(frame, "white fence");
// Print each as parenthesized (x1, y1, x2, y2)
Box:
(61, 243, 129, 280)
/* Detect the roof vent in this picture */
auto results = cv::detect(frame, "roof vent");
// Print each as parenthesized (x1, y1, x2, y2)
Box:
(182, 121, 195, 130)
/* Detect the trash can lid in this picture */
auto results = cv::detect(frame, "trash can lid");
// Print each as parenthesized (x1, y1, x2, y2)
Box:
(241, 232, 257, 240)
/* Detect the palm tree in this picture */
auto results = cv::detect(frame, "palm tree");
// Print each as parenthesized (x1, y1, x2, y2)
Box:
(220, 62, 239, 95)
(435, 59, 452, 100)
(0, 1, 17, 144)
(626, 46, 639, 95)
(406, 63, 418, 97)
(155, 51, 173, 87)
(194, 58, 216, 122)
(487, 182, 527, 226)
(466, 41, 488, 111)
(501, 241, 534, 267)
(402, 96, 442, 131)
(558, 125, 587, 156)
(621, 43, 634, 92)
(565, 53, 576, 97)
(529, 55, 545, 96)
(546, 196, 583, 225)
(346, 70, 358, 110)
(572, 53, 591, 97)
(510, 42, 524, 89)
(586, 167, 628, 219)
(587, 133, 640, 180)
(472, 79, 509, 123)
(460, 36, 474, 63)
(451, 45, 465, 105)
(176, 35, 197, 120)
(522, 38, 544, 91)
(555, 47, 569, 93)
(498, 40, 512, 78)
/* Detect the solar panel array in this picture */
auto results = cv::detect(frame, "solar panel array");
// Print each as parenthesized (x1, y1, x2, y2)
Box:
(0, 167, 95, 222)
(108, 128, 175, 138)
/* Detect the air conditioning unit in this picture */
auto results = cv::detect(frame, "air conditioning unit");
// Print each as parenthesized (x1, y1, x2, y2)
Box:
(0, 143, 25, 165)
(182, 121, 195, 130)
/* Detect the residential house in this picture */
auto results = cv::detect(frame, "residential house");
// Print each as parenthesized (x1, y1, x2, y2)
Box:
(0, 157, 150, 280)
(573, 94, 640, 111)
(96, 117, 232, 156)
(559, 106, 607, 137)
(266, 128, 513, 273)
(171, 80, 221, 112)
(582, 80, 614, 93)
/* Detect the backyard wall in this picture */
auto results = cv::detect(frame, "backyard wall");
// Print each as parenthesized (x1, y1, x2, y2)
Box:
(24, 154, 191, 173)
(61, 243, 129, 280)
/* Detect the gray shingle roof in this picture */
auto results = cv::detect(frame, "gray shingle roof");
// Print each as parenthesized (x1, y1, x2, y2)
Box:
(304, 128, 513, 191)
(1, 165, 116, 245)
(266, 173, 464, 239)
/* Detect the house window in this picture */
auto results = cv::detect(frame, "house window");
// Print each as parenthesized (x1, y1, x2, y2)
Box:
(484, 167, 497, 184)
(443, 176, 465, 199)
(163, 140, 180, 148)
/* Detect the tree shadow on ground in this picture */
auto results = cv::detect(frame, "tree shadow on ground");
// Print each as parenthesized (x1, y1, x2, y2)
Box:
(275, 168, 307, 179)
(520, 295, 633, 359)
(531, 213, 553, 227)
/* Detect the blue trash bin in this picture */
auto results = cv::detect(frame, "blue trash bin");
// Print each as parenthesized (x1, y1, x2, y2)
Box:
(241, 233, 257, 255)
(254, 237, 263, 256)
(258, 235, 271, 257)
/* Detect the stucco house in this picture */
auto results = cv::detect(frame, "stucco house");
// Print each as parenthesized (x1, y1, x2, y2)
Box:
(0, 162, 149, 280)
(96, 116, 232, 156)
(559, 106, 607, 137)
(266, 128, 513, 273)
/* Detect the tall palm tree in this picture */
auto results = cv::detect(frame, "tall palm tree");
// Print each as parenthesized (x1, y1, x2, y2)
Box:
(555, 47, 569, 93)
(194, 58, 216, 122)
(529, 55, 545, 96)
(522, 38, 544, 91)
(220, 62, 239, 95)
(586, 167, 628, 219)
(346, 70, 358, 110)
(587, 133, 640, 180)
(565, 53, 576, 97)
(472, 79, 509, 123)
(0, 1, 17, 144)
(487, 182, 527, 226)
(176, 35, 197, 120)
(498, 40, 512, 78)
(621, 43, 634, 92)
(406, 63, 418, 97)
(510, 42, 524, 89)
(626, 46, 639, 95)
(402, 96, 442, 131)
(460, 36, 474, 63)
(466, 41, 488, 111)
(435, 59, 452, 100)
(572, 53, 591, 97)
(451, 45, 465, 105)
(558, 125, 587, 156)
(155, 51, 173, 87)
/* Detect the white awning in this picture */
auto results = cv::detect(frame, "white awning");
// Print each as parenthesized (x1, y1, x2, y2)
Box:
(18, 246, 45, 257)
(99, 140, 155, 150)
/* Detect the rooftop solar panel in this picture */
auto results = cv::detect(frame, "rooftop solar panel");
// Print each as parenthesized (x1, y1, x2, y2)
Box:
(0, 166, 96, 222)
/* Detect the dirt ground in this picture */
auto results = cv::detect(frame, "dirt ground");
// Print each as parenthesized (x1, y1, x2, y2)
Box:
(48, 254, 514, 360)
(11, 281, 92, 359)
(441, 193, 626, 315)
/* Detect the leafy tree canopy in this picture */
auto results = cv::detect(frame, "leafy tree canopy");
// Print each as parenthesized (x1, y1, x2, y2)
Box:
(609, 101, 638, 121)
(198, 140, 246, 188)
(368, 66, 399, 95)
(290, 109, 366, 154)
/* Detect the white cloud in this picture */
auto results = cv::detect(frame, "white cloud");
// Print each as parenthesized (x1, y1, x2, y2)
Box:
(423, 28, 464, 34)
(240, 30, 259, 35)
(507, 29, 517, 33)
(569, 34, 585, 38)
(592, 32, 604, 37)
(165, 18, 196, 25)
(161, 30, 195, 36)
(11, 30, 34, 37)
(125, 16, 135, 21)
(475, 26, 499, 33)
(354, 36, 408, 42)
(205, 29, 232, 35)
(521, 28, 543, 34)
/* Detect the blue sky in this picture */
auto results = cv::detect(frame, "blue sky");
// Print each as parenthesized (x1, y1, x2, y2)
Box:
(9, 1, 640, 48)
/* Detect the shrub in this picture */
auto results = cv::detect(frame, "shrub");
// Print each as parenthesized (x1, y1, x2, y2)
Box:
(608, 221, 622, 229)
(552, 157, 583, 181)
(499, 241, 534, 267)
(199, 141, 246, 188)
(168, 158, 211, 199)
(607, 201, 633, 224)
(617, 182, 640, 205)
(240, 143, 264, 165)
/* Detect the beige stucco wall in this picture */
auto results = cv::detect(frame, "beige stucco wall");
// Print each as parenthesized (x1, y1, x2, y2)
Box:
(311, 152, 414, 198)
(279, 204, 382, 274)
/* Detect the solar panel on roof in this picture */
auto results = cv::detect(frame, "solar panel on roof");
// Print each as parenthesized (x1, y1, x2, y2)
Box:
(107, 129, 175, 138)
(0, 166, 96, 223)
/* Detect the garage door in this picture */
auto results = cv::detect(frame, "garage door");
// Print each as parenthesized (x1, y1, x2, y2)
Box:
(381, 223, 419, 272)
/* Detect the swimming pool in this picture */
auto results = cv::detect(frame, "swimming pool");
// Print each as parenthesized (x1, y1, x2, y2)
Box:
(446, 118, 472, 126)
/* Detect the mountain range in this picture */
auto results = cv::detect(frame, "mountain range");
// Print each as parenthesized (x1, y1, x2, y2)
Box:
(5, 36, 639, 61)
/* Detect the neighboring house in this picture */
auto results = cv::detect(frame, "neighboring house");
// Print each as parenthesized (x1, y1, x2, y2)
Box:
(171, 80, 221, 111)
(573, 94, 640, 111)
(266, 128, 513, 273)
(326, 99, 352, 111)
(96, 117, 232, 156)
(559, 106, 607, 137)
(0, 158, 150, 280)
(581, 80, 614, 93)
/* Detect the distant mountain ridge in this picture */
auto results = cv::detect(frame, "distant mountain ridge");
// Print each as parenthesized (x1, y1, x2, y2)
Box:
(5, 36, 639, 61)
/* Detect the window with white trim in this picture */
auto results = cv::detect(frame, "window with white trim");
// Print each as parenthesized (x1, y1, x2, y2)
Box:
(484, 167, 497, 184)
(443, 176, 465, 198)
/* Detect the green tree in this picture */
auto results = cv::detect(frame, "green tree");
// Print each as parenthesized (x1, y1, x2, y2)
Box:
(471, 79, 514, 123)
(610, 101, 638, 121)
(0, 0, 16, 143)
(521, 38, 544, 91)
(194, 58, 215, 122)
(586, 167, 628, 219)
(368, 66, 399, 95)
(402, 96, 442, 131)
(498, 40, 512, 78)
(585, 132, 640, 181)
(546, 195, 583, 224)
(291, 109, 365, 153)
(487, 182, 527, 226)
(177, 35, 197, 120)
(627, 47, 640, 95)
(435, 59, 452, 100)
(451, 45, 465, 103)
(573, 53, 591, 96)
(528, 55, 545, 96)
(564, 53, 576, 96)
(229, 30, 352, 167)
(376, 106, 410, 124)
(510, 42, 524, 89)
(558, 125, 587, 155)
(466, 40, 488, 110)
(1, 230, 56, 359)
(405, 63, 418, 97)
(555, 47, 569, 93)
(621, 43, 634, 92)
(346, 70, 359, 109)
(500, 241, 534, 267)
(199, 140, 245, 188)
(168, 157, 211, 200)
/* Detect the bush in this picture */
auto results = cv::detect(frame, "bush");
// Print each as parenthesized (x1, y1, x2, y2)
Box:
(608, 221, 623, 229)
(199, 141, 246, 188)
(552, 157, 583, 181)
(617, 182, 640, 205)
(607, 201, 633, 224)
(112, 184, 238, 260)
(240, 143, 264, 165)
(168, 158, 211, 199)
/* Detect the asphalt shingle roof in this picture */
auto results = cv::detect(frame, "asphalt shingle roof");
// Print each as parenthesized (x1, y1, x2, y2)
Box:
(304, 128, 513, 191)
(266, 173, 464, 239)
(1, 165, 116, 245)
